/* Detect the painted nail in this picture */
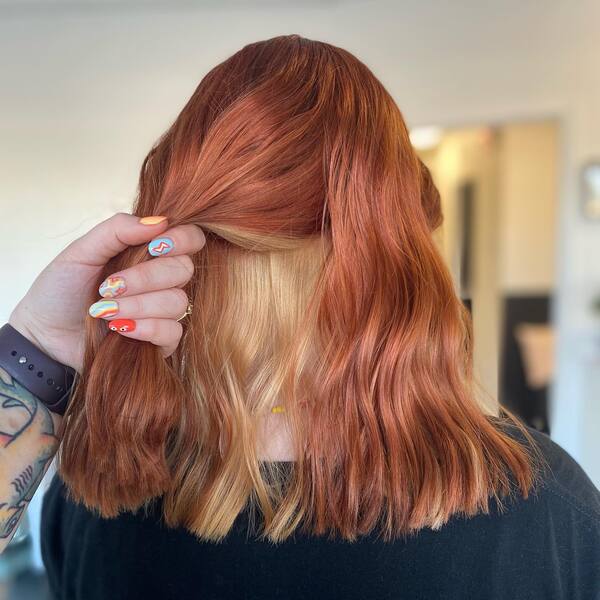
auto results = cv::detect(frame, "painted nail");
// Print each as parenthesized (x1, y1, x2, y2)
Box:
(148, 237, 174, 256)
(88, 300, 119, 318)
(139, 216, 167, 225)
(107, 319, 136, 333)
(99, 276, 127, 298)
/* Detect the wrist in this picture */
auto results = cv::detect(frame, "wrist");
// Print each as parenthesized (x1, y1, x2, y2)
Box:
(8, 312, 49, 358)
(0, 323, 77, 416)
(8, 306, 77, 369)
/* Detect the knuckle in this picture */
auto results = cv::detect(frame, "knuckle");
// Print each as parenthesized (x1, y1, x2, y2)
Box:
(196, 226, 206, 246)
(174, 255, 195, 280)
(153, 289, 186, 317)
(170, 288, 189, 309)
(172, 320, 183, 341)
(111, 212, 130, 226)
(131, 294, 145, 315)
(135, 263, 154, 289)
(188, 224, 206, 248)
(146, 319, 160, 341)
(154, 294, 172, 315)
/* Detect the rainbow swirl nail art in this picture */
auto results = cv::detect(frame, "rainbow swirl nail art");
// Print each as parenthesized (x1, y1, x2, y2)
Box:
(148, 237, 174, 256)
(88, 300, 119, 318)
(99, 276, 126, 298)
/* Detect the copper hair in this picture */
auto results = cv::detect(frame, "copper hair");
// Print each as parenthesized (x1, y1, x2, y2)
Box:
(58, 35, 542, 542)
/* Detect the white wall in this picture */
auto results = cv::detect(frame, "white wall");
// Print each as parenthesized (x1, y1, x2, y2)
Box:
(497, 122, 558, 295)
(421, 128, 501, 409)
(1, 0, 599, 484)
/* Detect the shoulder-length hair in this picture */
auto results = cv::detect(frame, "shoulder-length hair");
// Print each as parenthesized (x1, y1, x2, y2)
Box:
(59, 35, 541, 542)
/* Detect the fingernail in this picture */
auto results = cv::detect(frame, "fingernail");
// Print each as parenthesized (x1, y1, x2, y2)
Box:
(148, 237, 174, 256)
(88, 300, 119, 318)
(139, 216, 167, 225)
(107, 319, 136, 333)
(99, 276, 126, 298)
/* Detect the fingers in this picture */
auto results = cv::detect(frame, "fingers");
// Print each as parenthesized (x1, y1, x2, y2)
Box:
(61, 213, 206, 266)
(61, 213, 170, 266)
(78, 214, 205, 358)
(90, 289, 189, 358)
(96, 224, 205, 298)
(146, 224, 206, 257)
(89, 289, 189, 321)
(98, 255, 194, 298)
(110, 318, 183, 358)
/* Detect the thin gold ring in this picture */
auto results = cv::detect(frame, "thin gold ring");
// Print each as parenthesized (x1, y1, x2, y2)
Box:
(176, 302, 193, 322)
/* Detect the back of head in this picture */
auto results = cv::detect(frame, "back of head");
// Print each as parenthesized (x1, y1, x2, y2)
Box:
(59, 35, 538, 542)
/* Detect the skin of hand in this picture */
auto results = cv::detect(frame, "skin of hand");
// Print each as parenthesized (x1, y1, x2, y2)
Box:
(8, 213, 206, 373)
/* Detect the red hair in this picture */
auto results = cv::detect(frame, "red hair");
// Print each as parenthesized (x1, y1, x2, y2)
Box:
(59, 35, 541, 541)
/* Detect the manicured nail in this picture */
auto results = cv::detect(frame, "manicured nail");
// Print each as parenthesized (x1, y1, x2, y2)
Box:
(107, 319, 136, 333)
(139, 216, 167, 225)
(148, 237, 174, 256)
(88, 300, 119, 318)
(99, 276, 126, 298)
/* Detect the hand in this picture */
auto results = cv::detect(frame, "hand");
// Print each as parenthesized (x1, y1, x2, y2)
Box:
(8, 213, 206, 372)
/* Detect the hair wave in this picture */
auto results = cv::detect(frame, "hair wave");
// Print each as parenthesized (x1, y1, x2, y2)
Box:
(58, 35, 542, 542)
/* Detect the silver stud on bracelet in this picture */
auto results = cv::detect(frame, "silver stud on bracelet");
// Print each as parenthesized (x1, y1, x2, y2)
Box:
(18, 356, 26, 364)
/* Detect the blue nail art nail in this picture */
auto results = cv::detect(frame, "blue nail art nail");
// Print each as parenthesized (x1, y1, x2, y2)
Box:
(148, 237, 174, 256)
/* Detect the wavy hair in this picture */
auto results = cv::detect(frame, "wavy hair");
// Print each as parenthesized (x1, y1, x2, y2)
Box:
(58, 35, 542, 542)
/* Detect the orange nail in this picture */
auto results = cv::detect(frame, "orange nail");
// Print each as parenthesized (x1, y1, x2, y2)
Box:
(139, 216, 167, 225)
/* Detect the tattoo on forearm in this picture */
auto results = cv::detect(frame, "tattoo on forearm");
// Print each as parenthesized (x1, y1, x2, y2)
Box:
(0, 367, 58, 540)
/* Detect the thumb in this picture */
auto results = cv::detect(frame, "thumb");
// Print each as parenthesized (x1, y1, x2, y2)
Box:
(61, 213, 169, 266)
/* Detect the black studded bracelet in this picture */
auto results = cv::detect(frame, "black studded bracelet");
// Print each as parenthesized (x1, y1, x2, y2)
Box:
(0, 323, 77, 416)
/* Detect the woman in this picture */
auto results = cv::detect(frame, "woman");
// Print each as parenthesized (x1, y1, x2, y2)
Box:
(0, 35, 598, 599)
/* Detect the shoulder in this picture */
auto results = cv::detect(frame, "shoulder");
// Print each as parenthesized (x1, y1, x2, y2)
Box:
(497, 418, 600, 525)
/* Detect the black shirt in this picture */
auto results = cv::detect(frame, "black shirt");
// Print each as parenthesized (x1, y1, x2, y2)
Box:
(41, 425, 600, 600)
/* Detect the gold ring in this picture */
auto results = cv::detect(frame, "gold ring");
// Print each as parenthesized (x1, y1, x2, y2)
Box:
(177, 302, 193, 322)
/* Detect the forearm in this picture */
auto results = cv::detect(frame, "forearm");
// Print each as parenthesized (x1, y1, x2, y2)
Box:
(0, 367, 61, 552)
